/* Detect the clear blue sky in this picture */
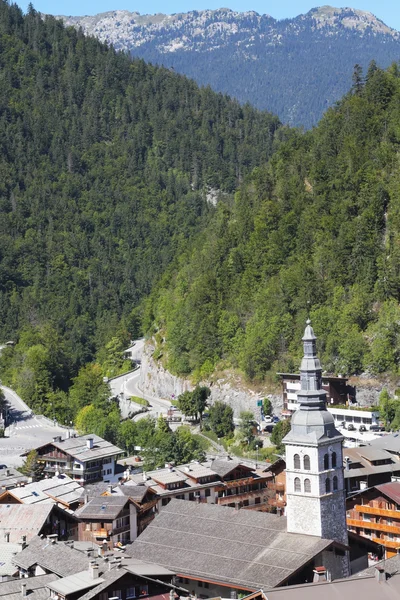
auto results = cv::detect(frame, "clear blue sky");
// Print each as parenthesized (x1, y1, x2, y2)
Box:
(15, 1, 400, 31)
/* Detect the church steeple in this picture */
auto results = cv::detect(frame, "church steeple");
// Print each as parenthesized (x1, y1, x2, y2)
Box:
(283, 320, 349, 560)
(284, 319, 342, 443)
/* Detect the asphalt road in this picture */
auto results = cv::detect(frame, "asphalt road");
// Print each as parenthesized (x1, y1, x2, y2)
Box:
(0, 385, 71, 468)
(109, 339, 172, 421)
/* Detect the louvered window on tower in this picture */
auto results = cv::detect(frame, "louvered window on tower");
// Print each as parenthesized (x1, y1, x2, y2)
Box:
(324, 454, 329, 470)
(325, 478, 331, 493)
(333, 476, 338, 491)
(303, 455, 310, 470)
(304, 478, 311, 493)
(332, 452, 337, 468)
(294, 477, 301, 492)
(294, 454, 301, 469)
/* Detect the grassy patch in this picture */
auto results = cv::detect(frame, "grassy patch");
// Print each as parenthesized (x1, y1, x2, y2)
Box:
(129, 396, 150, 407)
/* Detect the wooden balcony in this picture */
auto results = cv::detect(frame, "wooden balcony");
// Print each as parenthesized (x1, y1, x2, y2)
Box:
(347, 518, 400, 535)
(268, 498, 286, 509)
(94, 528, 111, 539)
(218, 490, 267, 505)
(225, 477, 255, 489)
(268, 482, 285, 492)
(372, 537, 400, 550)
(355, 505, 400, 520)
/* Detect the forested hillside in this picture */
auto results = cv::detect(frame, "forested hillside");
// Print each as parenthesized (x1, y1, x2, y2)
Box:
(148, 62, 400, 382)
(0, 0, 280, 409)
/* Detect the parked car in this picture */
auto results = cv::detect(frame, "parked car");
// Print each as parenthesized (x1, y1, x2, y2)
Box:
(370, 424, 385, 432)
(359, 425, 367, 433)
(264, 415, 273, 423)
(263, 424, 274, 434)
(272, 416, 280, 423)
(347, 424, 356, 431)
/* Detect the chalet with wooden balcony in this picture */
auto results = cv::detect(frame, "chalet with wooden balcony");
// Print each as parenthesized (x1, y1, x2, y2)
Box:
(29, 434, 123, 485)
(211, 459, 272, 509)
(343, 446, 400, 494)
(265, 458, 286, 512)
(75, 496, 136, 548)
(347, 482, 400, 558)
(83, 482, 159, 538)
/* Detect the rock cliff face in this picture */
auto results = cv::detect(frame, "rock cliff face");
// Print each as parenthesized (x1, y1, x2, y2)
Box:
(57, 6, 400, 127)
(139, 341, 282, 418)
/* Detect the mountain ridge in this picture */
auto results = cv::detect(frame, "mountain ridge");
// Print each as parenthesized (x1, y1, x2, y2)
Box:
(57, 5, 400, 127)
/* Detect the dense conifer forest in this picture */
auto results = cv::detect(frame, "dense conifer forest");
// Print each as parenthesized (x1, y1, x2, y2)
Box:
(149, 62, 400, 382)
(0, 0, 279, 414)
(2, 1, 400, 435)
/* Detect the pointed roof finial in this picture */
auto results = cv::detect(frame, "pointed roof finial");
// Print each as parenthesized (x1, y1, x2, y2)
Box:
(302, 318, 316, 341)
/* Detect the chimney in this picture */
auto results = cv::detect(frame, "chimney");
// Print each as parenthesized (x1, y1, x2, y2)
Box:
(84, 493, 89, 504)
(5, 469, 9, 476)
(375, 566, 387, 583)
(313, 566, 327, 583)
(89, 561, 99, 580)
(87, 438, 94, 450)
(21, 582, 27, 598)
(4, 532, 10, 543)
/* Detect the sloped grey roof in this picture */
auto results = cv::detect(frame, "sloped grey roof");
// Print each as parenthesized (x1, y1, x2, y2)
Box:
(0, 466, 28, 490)
(352, 553, 400, 578)
(12, 535, 91, 576)
(209, 459, 244, 478)
(0, 573, 58, 599)
(368, 433, 400, 455)
(36, 433, 123, 462)
(127, 500, 335, 590)
(75, 495, 130, 520)
(47, 570, 105, 595)
(0, 504, 54, 542)
(265, 572, 400, 600)
(4, 475, 83, 506)
(0, 542, 21, 576)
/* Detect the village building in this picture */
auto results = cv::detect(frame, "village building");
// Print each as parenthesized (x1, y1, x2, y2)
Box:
(278, 372, 354, 415)
(0, 574, 59, 600)
(347, 481, 400, 558)
(0, 503, 78, 542)
(46, 556, 180, 600)
(0, 466, 28, 490)
(28, 434, 123, 484)
(12, 534, 91, 578)
(127, 458, 272, 512)
(0, 474, 83, 510)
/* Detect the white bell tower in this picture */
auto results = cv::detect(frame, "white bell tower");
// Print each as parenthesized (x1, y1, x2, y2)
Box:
(283, 320, 348, 546)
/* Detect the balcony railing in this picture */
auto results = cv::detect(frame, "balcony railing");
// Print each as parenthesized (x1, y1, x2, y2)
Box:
(355, 505, 400, 520)
(371, 537, 400, 550)
(218, 490, 268, 505)
(268, 498, 286, 508)
(347, 518, 400, 535)
(224, 477, 255, 488)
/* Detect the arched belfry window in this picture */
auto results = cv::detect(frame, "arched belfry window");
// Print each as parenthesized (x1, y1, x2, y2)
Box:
(324, 453, 329, 470)
(325, 478, 331, 493)
(332, 452, 337, 468)
(303, 455, 310, 471)
(333, 476, 338, 491)
(294, 454, 301, 470)
(304, 478, 311, 493)
(294, 477, 301, 492)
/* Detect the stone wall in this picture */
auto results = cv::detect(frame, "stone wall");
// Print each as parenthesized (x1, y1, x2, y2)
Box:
(139, 342, 282, 419)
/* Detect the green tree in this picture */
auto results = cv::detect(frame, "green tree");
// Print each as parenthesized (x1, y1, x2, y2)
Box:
(69, 364, 110, 416)
(379, 389, 395, 430)
(271, 419, 291, 454)
(238, 411, 256, 446)
(263, 398, 272, 416)
(19, 450, 45, 481)
(118, 420, 137, 455)
(208, 401, 234, 438)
